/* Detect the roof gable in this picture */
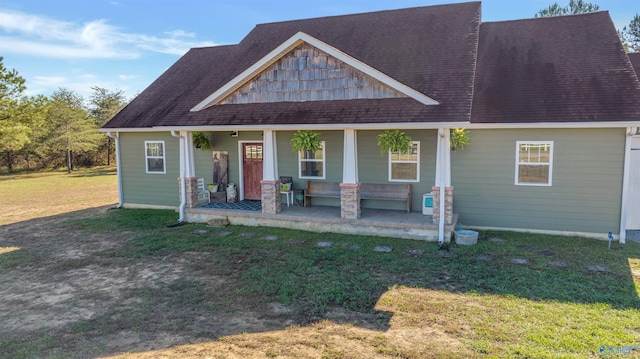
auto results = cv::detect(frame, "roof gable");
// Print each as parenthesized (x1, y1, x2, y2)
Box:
(191, 32, 438, 111)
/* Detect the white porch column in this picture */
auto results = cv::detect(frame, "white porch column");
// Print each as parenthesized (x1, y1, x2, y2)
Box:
(182, 131, 196, 178)
(262, 130, 278, 181)
(433, 128, 453, 243)
(177, 131, 198, 209)
(261, 130, 281, 214)
(342, 129, 359, 184)
(341, 129, 361, 219)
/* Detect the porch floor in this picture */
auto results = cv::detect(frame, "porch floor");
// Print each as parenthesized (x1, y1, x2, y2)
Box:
(185, 203, 457, 242)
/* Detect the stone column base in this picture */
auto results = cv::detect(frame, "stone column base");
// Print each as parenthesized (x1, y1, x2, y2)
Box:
(341, 182, 361, 219)
(432, 186, 453, 225)
(261, 180, 281, 214)
(178, 177, 199, 208)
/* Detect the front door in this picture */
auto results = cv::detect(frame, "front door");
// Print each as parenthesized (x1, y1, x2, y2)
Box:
(243, 143, 263, 200)
(627, 137, 640, 229)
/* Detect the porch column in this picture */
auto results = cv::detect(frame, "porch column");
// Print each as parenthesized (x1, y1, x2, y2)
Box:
(341, 129, 361, 219)
(178, 131, 199, 209)
(433, 128, 453, 229)
(261, 130, 281, 214)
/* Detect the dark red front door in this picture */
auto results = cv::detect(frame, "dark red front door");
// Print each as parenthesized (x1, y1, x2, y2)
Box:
(243, 143, 263, 200)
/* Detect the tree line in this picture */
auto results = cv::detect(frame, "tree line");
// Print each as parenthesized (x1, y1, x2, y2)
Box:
(0, 57, 129, 173)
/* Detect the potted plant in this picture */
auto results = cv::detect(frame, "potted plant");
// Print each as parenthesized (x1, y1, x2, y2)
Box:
(450, 128, 470, 151)
(193, 132, 213, 150)
(291, 130, 321, 153)
(377, 129, 412, 155)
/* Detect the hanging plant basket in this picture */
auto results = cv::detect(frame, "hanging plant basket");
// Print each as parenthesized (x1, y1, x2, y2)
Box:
(377, 129, 412, 156)
(291, 130, 321, 153)
(193, 132, 213, 150)
(450, 128, 470, 151)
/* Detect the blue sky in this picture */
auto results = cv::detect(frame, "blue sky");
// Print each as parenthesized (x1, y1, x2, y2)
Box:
(0, 0, 637, 99)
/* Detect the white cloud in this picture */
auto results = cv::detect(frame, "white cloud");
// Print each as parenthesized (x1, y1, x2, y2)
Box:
(0, 9, 216, 59)
(118, 74, 137, 81)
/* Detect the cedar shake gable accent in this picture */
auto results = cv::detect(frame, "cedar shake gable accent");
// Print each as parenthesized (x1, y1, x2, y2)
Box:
(472, 12, 640, 123)
(103, 2, 480, 129)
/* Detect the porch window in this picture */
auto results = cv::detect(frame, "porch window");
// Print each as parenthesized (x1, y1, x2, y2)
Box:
(299, 141, 325, 179)
(515, 141, 553, 186)
(145, 141, 166, 174)
(389, 141, 420, 182)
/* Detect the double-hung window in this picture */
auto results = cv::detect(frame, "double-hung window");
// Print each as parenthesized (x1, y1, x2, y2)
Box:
(299, 141, 325, 179)
(515, 141, 553, 186)
(145, 141, 166, 174)
(389, 141, 420, 182)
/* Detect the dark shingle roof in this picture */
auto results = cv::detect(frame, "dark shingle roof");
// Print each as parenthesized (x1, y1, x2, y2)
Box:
(629, 52, 640, 79)
(103, 2, 481, 129)
(471, 12, 640, 123)
(103, 3, 640, 130)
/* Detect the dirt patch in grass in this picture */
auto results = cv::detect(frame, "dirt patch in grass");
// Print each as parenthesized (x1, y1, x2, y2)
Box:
(1, 172, 640, 359)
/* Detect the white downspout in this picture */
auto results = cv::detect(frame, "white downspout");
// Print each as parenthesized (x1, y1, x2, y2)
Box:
(107, 132, 123, 208)
(171, 130, 186, 223)
(438, 129, 446, 244)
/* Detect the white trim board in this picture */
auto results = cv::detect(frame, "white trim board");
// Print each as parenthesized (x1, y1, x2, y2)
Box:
(101, 121, 640, 134)
(190, 32, 438, 111)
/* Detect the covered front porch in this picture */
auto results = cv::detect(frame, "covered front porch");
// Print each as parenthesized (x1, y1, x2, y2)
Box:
(174, 127, 457, 242)
(185, 203, 458, 242)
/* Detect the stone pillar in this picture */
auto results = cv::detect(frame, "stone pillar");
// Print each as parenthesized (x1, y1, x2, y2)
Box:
(340, 182, 361, 219)
(261, 180, 281, 214)
(432, 186, 453, 225)
(178, 177, 199, 208)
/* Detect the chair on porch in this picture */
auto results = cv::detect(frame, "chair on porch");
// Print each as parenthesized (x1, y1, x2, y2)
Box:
(196, 178, 210, 205)
(279, 176, 293, 207)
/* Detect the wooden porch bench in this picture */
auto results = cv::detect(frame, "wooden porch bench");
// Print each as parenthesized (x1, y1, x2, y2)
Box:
(305, 181, 412, 213)
(304, 181, 341, 207)
(360, 183, 412, 213)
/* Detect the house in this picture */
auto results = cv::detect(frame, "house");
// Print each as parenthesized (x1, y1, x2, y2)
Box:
(101, 2, 640, 243)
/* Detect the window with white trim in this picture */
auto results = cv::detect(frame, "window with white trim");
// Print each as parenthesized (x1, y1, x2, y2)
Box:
(299, 141, 325, 179)
(389, 141, 420, 182)
(145, 141, 166, 174)
(515, 141, 553, 186)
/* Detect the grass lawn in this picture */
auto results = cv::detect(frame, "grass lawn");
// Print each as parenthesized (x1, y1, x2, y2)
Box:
(0, 167, 118, 226)
(0, 169, 639, 358)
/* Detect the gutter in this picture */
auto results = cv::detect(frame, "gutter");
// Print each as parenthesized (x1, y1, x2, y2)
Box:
(106, 132, 124, 208)
(171, 130, 186, 223)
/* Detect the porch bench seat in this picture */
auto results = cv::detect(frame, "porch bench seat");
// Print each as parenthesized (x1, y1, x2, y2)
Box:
(304, 181, 341, 206)
(304, 181, 412, 213)
(360, 183, 412, 213)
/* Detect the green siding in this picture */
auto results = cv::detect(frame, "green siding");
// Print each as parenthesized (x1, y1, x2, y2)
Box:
(277, 130, 344, 206)
(194, 131, 263, 188)
(119, 133, 180, 207)
(451, 128, 624, 233)
(357, 130, 438, 212)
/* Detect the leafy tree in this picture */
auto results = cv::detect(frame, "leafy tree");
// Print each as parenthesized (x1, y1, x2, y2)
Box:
(619, 14, 640, 52)
(0, 57, 37, 172)
(89, 86, 127, 165)
(45, 88, 102, 172)
(535, 0, 599, 17)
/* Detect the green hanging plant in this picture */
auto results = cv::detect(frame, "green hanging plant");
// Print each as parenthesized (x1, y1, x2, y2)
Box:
(193, 132, 213, 150)
(450, 128, 471, 151)
(291, 130, 321, 153)
(377, 129, 412, 156)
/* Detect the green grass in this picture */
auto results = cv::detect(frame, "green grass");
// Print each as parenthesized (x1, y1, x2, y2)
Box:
(67, 208, 640, 357)
(0, 167, 118, 225)
(1, 169, 639, 358)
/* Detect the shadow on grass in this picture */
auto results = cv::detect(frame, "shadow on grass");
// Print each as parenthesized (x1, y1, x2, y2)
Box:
(0, 208, 638, 358)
